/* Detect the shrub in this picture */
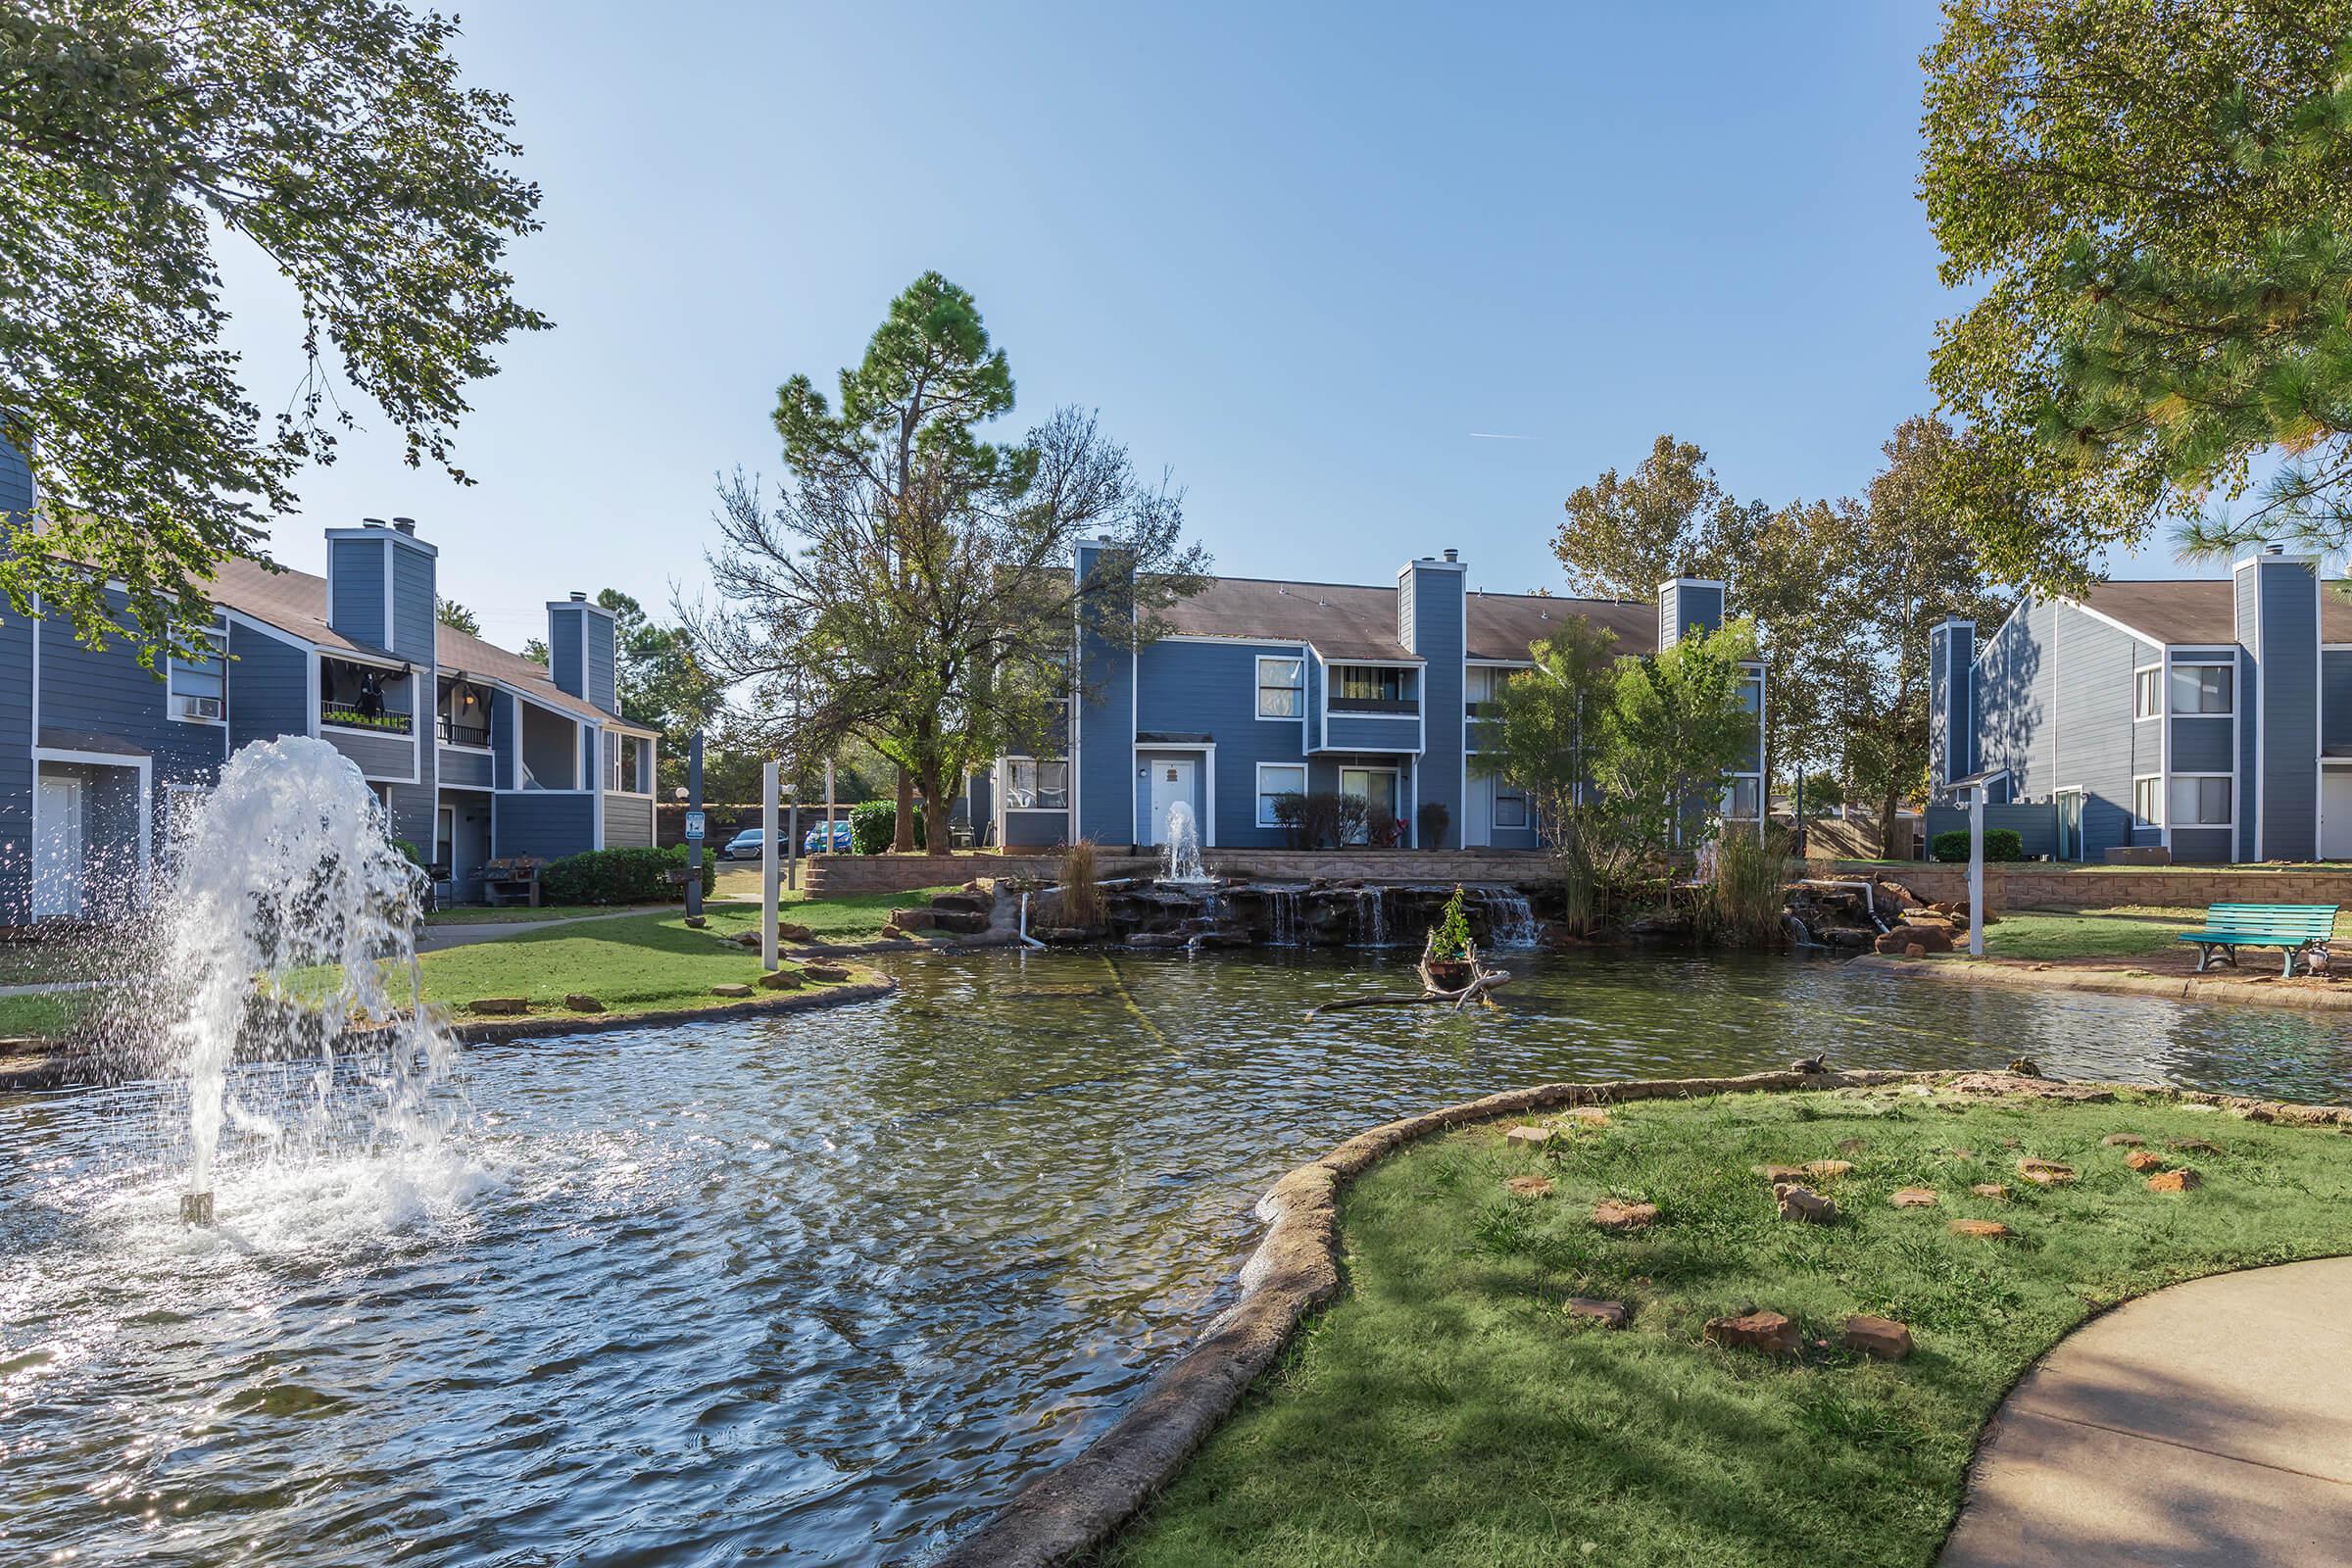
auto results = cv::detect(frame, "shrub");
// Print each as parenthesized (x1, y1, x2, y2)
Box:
(1059, 839, 1102, 928)
(1288, 791, 1375, 849)
(1429, 885, 1471, 960)
(1367, 813, 1402, 849)
(848, 799, 905, 856)
(1271, 791, 1308, 849)
(1703, 821, 1792, 947)
(1931, 827, 2025, 863)
(1416, 801, 1450, 849)
(540, 844, 714, 905)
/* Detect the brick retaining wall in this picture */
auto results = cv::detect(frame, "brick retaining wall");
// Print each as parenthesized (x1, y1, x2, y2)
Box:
(805, 848, 1563, 896)
(1823, 860, 2352, 911)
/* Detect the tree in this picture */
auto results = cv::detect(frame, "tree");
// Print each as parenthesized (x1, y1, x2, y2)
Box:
(521, 637, 549, 666)
(1473, 616, 1626, 932)
(591, 589, 723, 737)
(435, 598, 481, 636)
(1552, 434, 1758, 600)
(0, 0, 548, 657)
(1921, 4, 2352, 584)
(690, 273, 1211, 852)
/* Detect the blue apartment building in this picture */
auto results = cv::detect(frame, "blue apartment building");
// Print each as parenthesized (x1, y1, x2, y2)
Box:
(1928, 549, 2352, 864)
(982, 545, 1765, 851)
(0, 440, 658, 921)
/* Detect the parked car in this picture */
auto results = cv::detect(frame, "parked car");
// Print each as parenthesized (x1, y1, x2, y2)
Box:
(720, 828, 768, 860)
(803, 821, 853, 855)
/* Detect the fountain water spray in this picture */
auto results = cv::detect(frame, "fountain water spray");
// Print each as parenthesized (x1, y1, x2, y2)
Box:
(155, 737, 459, 1225)
(1157, 802, 1218, 889)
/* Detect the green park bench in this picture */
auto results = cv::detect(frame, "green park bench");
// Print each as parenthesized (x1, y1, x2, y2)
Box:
(2175, 903, 2340, 977)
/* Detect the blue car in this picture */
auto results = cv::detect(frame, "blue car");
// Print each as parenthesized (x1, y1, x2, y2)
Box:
(803, 820, 853, 855)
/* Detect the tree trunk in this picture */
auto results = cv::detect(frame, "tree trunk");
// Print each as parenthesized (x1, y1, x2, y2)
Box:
(1880, 785, 1902, 862)
(923, 768, 955, 858)
(894, 765, 915, 853)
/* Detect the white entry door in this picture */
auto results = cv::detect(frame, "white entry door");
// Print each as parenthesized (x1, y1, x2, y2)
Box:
(33, 776, 83, 920)
(2325, 769, 2352, 859)
(1150, 759, 1196, 845)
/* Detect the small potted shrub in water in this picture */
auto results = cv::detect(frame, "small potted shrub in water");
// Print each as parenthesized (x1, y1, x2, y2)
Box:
(1424, 885, 1476, 991)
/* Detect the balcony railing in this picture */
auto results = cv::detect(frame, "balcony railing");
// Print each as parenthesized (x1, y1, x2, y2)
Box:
(439, 713, 492, 748)
(1327, 696, 1418, 714)
(321, 702, 413, 735)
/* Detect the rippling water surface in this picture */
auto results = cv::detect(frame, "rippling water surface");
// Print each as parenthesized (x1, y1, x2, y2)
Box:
(5, 946, 2349, 1565)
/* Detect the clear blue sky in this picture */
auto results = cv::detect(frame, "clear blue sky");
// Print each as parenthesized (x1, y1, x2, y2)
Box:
(215, 1, 2180, 656)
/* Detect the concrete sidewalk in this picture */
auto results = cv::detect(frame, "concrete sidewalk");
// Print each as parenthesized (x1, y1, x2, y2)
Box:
(1939, 1255, 2352, 1567)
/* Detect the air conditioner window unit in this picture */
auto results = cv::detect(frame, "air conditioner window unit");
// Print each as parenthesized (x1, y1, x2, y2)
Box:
(176, 694, 222, 720)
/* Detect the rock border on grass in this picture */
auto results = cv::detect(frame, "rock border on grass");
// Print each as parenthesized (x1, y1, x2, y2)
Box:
(932, 1067, 2352, 1568)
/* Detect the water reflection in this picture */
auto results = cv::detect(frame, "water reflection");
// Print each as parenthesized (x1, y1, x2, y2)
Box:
(2, 946, 2346, 1566)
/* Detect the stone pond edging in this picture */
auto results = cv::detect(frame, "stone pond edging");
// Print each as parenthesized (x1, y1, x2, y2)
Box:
(1821, 859, 2352, 912)
(1851, 953, 2352, 1013)
(936, 1066, 2352, 1567)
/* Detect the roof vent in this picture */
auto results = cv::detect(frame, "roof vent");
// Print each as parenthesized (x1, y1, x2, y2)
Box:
(569, 591, 588, 603)
(2266, 542, 2286, 555)
(1443, 548, 1458, 562)
(390, 516, 416, 536)
(362, 516, 387, 528)
(1317, 596, 1329, 608)
(1276, 585, 1290, 596)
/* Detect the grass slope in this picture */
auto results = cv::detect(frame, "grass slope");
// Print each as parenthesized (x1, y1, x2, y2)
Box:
(411, 908, 882, 1014)
(1107, 1088, 2352, 1568)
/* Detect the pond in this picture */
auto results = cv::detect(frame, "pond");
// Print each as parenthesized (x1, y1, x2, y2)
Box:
(4, 947, 2349, 1566)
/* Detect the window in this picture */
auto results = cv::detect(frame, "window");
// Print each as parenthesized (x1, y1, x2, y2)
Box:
(1494, 787, 1529, 829)
(1255, 657, 1304, 718)
(168, 629, 225, 723)
(2171, 663, 2233, 714)
(1257, 763, 1306, 826)
(2132, 775, 2162, 826)
(1334, 665, 1407, 703)
(604, 732, 651, 794)
(1006, 759, 1068, 809)
(1738, 673, 1763, 715)
(1724, 777, 1761, 819)
(2169, 775, 2231, 826)
(2134, 667, 2162, 718)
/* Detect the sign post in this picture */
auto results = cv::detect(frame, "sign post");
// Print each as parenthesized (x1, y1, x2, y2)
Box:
(760, 759, 780, 971)
(684, 731, 706, 926)
(786, 767, 800, 894)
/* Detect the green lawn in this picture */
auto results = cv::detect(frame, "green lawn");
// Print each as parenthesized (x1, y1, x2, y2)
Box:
(422, 902, 669, 926)
(1971, 905, 2352, 963)
(412, 908, 890, 1014)
(1106, 1087, 2352, 1568)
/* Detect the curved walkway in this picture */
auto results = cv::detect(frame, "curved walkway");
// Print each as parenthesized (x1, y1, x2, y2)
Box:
(1939, 1255, 2352, 1567)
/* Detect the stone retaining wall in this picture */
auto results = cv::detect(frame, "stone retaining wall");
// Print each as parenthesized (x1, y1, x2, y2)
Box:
(1822, 860, 2352, 911)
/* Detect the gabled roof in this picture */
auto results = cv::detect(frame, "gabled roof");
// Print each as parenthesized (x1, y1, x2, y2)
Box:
(1156, 573, 1659, 662)
(2068, 577, 2352, 647)
(203, 555, 648, 732)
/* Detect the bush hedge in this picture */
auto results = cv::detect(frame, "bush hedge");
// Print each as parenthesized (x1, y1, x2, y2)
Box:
(1931, 827, 2025, 863)
(540, 844, 715, 905)
(848, 798, 924, 855)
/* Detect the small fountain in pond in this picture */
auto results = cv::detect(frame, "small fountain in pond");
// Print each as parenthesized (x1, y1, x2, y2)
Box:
(148, 736, 462, 1226)
(1156, 802, 1219, 891)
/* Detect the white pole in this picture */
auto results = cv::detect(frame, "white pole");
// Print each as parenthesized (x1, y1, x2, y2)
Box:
(761, 758, 780, 971)
(786, 770, 800, 893)
(1967, 786, 1985, 957)
(825, 757, 837, 845)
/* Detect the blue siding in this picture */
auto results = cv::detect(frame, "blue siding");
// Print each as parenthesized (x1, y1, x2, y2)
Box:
(494, 791, 595, 860)
(322, 727, 413, 780)
(439, 746, 494, 790)
(547, 612, 583, 701)
(329, 537, 388, 648)
(226, 623, 308, 751)
(586, 614, 615, 713)
(1405, 563, 1465, 847)
(1324, 713, 1419, 752)
(390, 544, 436, 662)
(0, 608, 31, 920)
(1972, 599, 2052, 799)
(1073, 544, 1135, 845)
(1924, 802, 2059, 858)
(2175, 826, 2235, 864)
(1002, 809, 1065, 847)
(2051, 604, 2154, 859)
(1659, 581, 1724, 648)
(38, 607, 223, 791)
(1133, 638, 1308, 849)
(489, 689, 516, 790)
(0, 433, 32, 520)
(2255, 562, 2319, 859)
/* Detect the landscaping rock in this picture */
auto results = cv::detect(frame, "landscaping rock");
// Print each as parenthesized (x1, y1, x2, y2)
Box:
(467, 997, 528, 1015)
(1877, 924, 1951, 955)
(2016, 1157, 2078, 1186)
(932, 908, 993, 935)
(1502, 1125, 1550, 1152)
(804, 963, 852, 983)
(2123, 1149, 2165, 1171)
(1949, 1218, 2012, 1239)
(889, 907, 940, 931)
(1752, 1163, 1808, 1184)
(1704, 1309, 1800, 1356)
(1950, 1072, 2113, 1103)
(1773, 1184, 1838, 1224)
(1889, 1187, 1938, 1208)
(1565, 1298, 1630, 1330)
(2101, 1133, 2146, 1147)
(777, 921, 814, 943)
(1592, 1200, 1659, 1232)
(1505, 1175, 1553, 1199)
(562, 994, 605, 1012)
(929, 891, 992, 915)
(2169, 1137, 2223, 1154)
(757, 968, 805, 991)
(1802, 1159, 1854, 1179)
(710, 984, 754, 998)
(1560, 1106, 1610, 1127)
(2147, 1167, 2203, 1192)
(1970, 1183, 2011, 1200)
(1842, 1314, 1914, 1361)
(730, 930, 760, 948)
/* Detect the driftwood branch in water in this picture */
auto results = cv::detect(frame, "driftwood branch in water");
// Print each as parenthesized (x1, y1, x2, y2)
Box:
(1305, 939, 1513, 1019)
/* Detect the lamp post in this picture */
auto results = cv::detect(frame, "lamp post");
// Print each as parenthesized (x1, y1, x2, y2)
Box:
(760, 759, 779, 971)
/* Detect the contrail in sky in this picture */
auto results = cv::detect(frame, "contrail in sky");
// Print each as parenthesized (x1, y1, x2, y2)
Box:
(1467, 431, 1538, 441)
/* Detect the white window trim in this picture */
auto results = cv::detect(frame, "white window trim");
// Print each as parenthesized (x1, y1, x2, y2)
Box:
(1254, 760, 1308, 827)
(1492, 783, 1530, 830)
(2132, 662, 2163, 721)
(1003, 755, 1071, 813)
(2168, 770, 2235, 830)
(2131, 772, 2164, 829)
(602, 730, 656, 797)
(1721, 771, 1763, 822)
(1254, 655, 1306, 721)
(166, 626, 228, 726)
(2168, 659, 2237, 717)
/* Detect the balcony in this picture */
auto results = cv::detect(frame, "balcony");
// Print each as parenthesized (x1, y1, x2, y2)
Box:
(1327, 695, 1417, 714)
(439, 713, 492, 748)
(1327, 664, 1418, 715)
(320, 700, 413, 735)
